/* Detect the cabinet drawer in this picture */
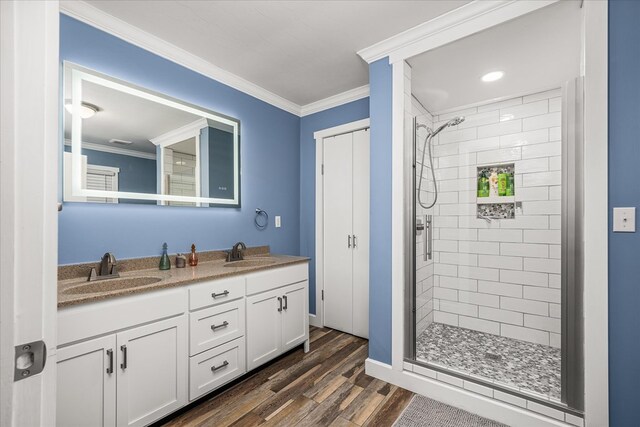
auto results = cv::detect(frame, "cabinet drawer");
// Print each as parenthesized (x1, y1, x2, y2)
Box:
(189, 337, 246, 401)
(245, 263, 308, 296)
(190, 299, 245, 355)
(189, 276, 245, 311)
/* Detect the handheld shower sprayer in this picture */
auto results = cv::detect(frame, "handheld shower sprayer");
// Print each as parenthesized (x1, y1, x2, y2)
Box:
(417, 116, 465, 210)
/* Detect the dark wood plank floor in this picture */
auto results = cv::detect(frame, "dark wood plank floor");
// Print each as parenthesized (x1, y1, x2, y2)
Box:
(162, 327, 414, 427)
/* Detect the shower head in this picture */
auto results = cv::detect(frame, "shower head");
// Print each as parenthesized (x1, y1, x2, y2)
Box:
(433, 116, 466, 135)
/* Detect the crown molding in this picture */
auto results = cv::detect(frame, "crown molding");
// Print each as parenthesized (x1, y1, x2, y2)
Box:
(357, 0, 558, 64)
(59, 1, 302, 116)
(65, 139, 157, 160)
(300, 85, 370, 117)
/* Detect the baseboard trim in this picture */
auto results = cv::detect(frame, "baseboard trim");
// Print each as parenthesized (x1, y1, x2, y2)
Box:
(309, 314, 322, 328)
(365, 359, 571, 427)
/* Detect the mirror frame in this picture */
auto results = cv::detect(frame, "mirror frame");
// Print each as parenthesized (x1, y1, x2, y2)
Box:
(63, 62, 241, 207)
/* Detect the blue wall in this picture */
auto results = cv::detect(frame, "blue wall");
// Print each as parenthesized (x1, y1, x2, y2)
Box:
(299, 98, 370, 315)
(59, 15, 300, 264)
(368, 58, 393, 364)
(608, 1, 640, 425)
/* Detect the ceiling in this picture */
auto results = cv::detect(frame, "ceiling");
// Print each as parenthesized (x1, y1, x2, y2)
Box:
(81, 0, 470, 106)
(409, 1, 582, 113)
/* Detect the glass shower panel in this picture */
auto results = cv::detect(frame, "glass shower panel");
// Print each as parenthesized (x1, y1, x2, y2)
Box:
(411, 89, 568, 404)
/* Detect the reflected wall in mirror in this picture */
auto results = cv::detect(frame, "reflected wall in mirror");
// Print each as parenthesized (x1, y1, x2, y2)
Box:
(62, 63, 241, 207)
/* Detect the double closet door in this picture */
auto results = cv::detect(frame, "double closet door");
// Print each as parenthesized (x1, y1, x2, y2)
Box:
(323, 128, 369, 339)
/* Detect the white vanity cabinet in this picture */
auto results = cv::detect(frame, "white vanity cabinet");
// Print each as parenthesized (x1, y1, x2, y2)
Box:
(56, 335, 117, 427)
(116, 316, 188, 427)
(56, 313, 187, 427)
(56, 261, 308, 427)
(246, 264, 309, 371)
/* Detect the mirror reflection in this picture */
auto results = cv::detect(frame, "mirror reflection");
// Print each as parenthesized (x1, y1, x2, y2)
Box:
(62, 63, 240, 207)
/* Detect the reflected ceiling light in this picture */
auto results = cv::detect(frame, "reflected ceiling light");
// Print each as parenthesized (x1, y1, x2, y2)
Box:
(175, 160, 186, 166)
(500, 113, 514, 122)
(481, 71, 504, 82)
(64, 101, 99, 119)
(109, 139, 133, 145)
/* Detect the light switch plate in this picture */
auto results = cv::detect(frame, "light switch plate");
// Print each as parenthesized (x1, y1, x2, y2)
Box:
(275, 216, 281, 228)
(613, 207, 636, 232)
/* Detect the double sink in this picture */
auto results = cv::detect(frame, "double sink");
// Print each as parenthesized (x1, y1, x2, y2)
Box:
(62, 257, 277, 296)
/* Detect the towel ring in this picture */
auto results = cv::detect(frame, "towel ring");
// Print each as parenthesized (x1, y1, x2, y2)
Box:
(255, 208, 268, 229)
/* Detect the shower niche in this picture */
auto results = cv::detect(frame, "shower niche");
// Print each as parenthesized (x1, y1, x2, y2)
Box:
(476, 163, 515, 220)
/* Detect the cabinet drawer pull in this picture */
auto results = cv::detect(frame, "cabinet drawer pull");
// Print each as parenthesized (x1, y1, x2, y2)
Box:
(211, 360, 229, 372)
(277, 297, 283, 312)
(283, 295, 288, 310)
(120, 345, 127, 370)
(211, 290, 230, 299)
(106, 349, 113, 374)
(210, 321, 229, 331)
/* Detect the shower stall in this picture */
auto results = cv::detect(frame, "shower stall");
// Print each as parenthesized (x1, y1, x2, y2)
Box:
(405, 82, 584, 413)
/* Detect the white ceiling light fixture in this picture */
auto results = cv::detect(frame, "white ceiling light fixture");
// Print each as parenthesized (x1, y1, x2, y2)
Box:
(481, 71, 505, 83)
(64, 101, 99, 119)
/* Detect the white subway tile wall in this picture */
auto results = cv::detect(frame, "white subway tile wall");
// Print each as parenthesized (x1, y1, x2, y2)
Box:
(427, 89, 562, 348)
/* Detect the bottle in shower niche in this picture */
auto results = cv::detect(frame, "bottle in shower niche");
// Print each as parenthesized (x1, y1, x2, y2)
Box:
(489, 170, 499, 198)
(477, 170, 490, 198)
(498, 171, 508, 196)
(159, 242, 171, 270)
(506, 172, 515, 196)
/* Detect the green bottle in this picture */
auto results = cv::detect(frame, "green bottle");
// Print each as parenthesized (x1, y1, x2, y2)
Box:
(498, 173, 508, 196)
(477, 171, 489, 198)
(159, 242, 171, 270)
(506, 173, 515, 196)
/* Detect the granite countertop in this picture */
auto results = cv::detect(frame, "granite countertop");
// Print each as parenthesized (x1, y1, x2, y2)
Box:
(58, 247, 308, 308)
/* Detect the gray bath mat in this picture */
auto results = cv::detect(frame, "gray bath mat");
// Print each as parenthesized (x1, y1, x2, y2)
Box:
(394, 395, 509, 427)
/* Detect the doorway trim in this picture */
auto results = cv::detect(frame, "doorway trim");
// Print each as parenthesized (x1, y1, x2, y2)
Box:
(359, 0, 608, 425)
(312, 118, 370, 328)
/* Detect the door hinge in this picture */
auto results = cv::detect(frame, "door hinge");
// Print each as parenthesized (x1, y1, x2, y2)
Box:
(321, 290, 324, 300)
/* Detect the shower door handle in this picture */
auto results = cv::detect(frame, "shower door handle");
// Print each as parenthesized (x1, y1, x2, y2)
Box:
(424, 215, 432, 261)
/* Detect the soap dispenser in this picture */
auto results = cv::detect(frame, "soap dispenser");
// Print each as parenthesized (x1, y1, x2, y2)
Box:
(188, 244, 198, 267)
(159, 242, 171, 270)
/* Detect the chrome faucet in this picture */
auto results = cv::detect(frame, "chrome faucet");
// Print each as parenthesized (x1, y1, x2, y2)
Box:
(227, 242, 247, 262)
(88, 252, 120, 281)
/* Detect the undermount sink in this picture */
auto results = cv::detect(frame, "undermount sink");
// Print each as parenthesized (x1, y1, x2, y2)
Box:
(224, 258, 277, 268)
(63, 276, 163, 295)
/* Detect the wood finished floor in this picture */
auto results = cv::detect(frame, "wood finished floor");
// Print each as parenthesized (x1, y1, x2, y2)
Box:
(161, 327, 414, 427)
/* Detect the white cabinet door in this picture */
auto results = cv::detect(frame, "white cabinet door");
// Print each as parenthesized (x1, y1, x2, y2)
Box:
(116, 316, 187, 427)
(323, 133, 354, 333)
(56, 335, 116, 427)
(352, 129, 370, 339)
(246, 289, 282, 371)
(281, 281, 309, 351)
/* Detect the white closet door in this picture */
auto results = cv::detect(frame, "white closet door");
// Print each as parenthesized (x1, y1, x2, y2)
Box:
(352, 129, 370, 339)
(323, 133, 354, 334)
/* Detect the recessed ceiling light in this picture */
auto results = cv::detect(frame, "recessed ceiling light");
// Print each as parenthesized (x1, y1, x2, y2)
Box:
(481, 71, 504, 83)
(64, 101, 99, 119)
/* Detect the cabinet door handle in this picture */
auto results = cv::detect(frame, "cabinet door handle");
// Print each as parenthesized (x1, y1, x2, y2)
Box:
(211, 360, 229, 372)
(106, 349, 113, 374)
(352, 235, 357, 248)
(211, 290, 229, 299)
(348, 235, 352, 248)
(277, 297, 283, 312)
(120, 345, 127, 370)
(283, 295, 288, 310)
(211, 321, 229, 331)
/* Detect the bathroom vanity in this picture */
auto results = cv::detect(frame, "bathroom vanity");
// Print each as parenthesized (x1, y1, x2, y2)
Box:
(55, 253, 309, 427)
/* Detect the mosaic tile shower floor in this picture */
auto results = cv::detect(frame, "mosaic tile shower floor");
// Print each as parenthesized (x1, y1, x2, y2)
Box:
(416, 323, 561, 400)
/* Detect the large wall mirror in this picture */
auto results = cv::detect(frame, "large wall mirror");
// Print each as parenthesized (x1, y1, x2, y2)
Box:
(62, 63, 241, 207)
